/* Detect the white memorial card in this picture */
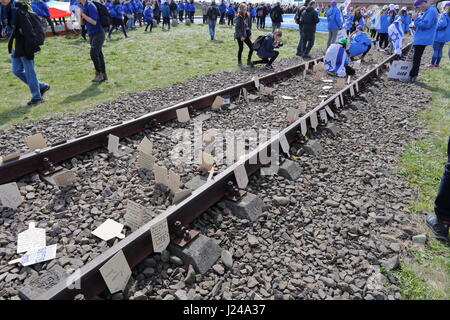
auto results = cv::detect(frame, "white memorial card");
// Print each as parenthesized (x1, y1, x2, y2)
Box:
(279, 134, 290, 156)
(92, 219, 125, 241)
(0, 182, 23, 209)
(167, 170, 181, 194)
(176, 108, 191, 123)
(137, 151, 155, 170)
(137, 137, 153, 155)
(16, 244, 57, 267)
(99, 250, 132, 294)
(198, 151, 215, 172)
(150, 217, 170, 253)
(253, 76, 260, 90)
(17, 222, 46, 253)
(108, 134, 120, 156)
(310, 112, 318, 129)
(234, 164, 248, 189)
(25, 133, 47, 152)
(154, 164, 168, 186)
(286, 108, 300, 123)
(350, 85, 355, 97)
(0, 152, 21, 163)
(211, 96, 224, 111)
(325, 106, 334, 118)
(125, 200, 146, 232)
(300, 118, 308, 136)
(173, 189, 192, 204)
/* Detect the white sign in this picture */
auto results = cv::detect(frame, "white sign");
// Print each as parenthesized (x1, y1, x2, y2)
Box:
(150, 218, 170, 253)
(176, 108, 191, 122)
(137, 137, 153, 155)
(211, 96, 224, 111)
(99, 250, 132, 294)
(17, 222, 46, 253)
(92, 219, 125, 241)
(325, 106, 335, 118)
(234, 164, 248, 189)
(253, 76, 260, 90)
(350, 85, 355, 97)
(310, 112, 318, 130)
(154, 164, 168, 186)
(124, 200, 151, 232)
(286, 108, 300, 123)
(279, 134, 290, 156)
(388, 61, 413, 80)
(13, 244, 57, 267)
(167, 170, 181, 194)
(300, 118, 307, 136)
(173, 189, 192, 204)
(25, 133, 47, 152)
(0, 182, 23, 209)
(108, 134, 120, 155)
(137, 151, 155, 170)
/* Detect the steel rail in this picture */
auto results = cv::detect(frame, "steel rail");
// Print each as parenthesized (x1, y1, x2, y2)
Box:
(0, 58, 321, 185)
(36, 44, 411, 300)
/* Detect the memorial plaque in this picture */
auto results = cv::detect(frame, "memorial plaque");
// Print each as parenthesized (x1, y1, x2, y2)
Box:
(335, 97, 341, 108)
(242, 87, 248, 103)
(319, 109, 328, 123)
(137, 137, 153, 155)
(168, 170, 181, 194)
(325, 106, 335, 118)
(53, 170, 77, 188)
(207, 166, 215, 181)
(17, 222, 46, 253)
(176, 108, 190, 122)
(19, 265, 66, 300)
(25, 133, 47, 152)
(286, 108, 300, 123)
(125, 200, 146, 232)
(99, 250, 132, 294)
(310, 111, 318, 130)
(388, 61, 413, 80)
(299, 101, 307, 115)
(355, 81, 359, 92)
(197, 151, 214, 172)
(279, 133, 290, 156)
(0, 152, 21, 163)
(137, 151, 155, 170)
(347, 76, 351, 84)
(173, 189, 192, 204)
(0, 182, 23, 209)
(150, 217, 170, 253)
(211, 96, 224, 111)
(154, 164, 168, 186)
(234, 164, 248, 189)
(92, 219, 125, 241)
(108, 134, 120, 155)
(349, 84, 355, 97)
(303, 68, 307, 79)
(253, 76, 260, 90)
(203, 130, 216, 146)
(300, 118, 307, 136)
(17, 244, 57, 267)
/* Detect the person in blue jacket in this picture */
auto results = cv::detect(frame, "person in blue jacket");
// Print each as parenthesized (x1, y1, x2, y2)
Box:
(377, 7, 391, 49)
(226, 3, 235, 26)
(104, 0, 112, 10)
(177, 0, 184, 22)
(348, 25, 371, 60)
(161, 0, 170, 30)
(250, 5, 256, 23)
(402, 0, 438, 83)
(326, 0, 343, 48)
(428, 2, 450, 67)
(133, 0, 143, 27)
(187, 0, 194, 23)
(218, 0, 226, 24)
(108, 0, 128, 38)
(396, 7, 411, 34)
(31, 0, 58, 35)
(123, 0, 135, 30)
(143, 1, 153, 31)
(253, 30, 283, 69)
(343, 13, 352, 35)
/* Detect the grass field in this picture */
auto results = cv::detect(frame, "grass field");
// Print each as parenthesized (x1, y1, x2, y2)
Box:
(0, 24, 326, 129)
(395, 59, 450, 300)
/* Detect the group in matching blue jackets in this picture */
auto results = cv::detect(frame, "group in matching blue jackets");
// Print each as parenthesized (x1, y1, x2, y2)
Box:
(429, 2, 450, 67)
(348, 25, 372, 59)
(108, 0, 128, 38)
(143, 2, 153, 31)
(226, 4, 235, 26)
(377, 7, 391, 49)
(326, 0, 343, 48)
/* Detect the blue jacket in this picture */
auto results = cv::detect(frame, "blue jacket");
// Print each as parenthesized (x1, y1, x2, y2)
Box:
(132, 0, 143, 14)
(218, 3, 226, 14)
(123, 1, 134, 15)
(109, 3, 123, 19)
(257, 33, 278, 58)
(188, 2, 195, 12)
(344, 15, 352, 30)
(434, 12, 450, 43)
(143, 6, 153, 21)
(326, 7, 343, 30)
(161, 3, 170, 17)
(349, 32, 371, 57)
(82, 1, 102, 36)
(227, 6, 235, 16)
(413, 5, 438, 46)
(396, 13, 411, 33)
(250, 7, 256, 17)
(177, 2, 184, 11)
(31, 1, 50, 18)
(378, 13, 390, 33)
(104, 0, 113, 10)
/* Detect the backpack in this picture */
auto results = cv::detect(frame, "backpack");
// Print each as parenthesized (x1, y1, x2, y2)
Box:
(252, 35, 265, 50)
(294, 7, 304, 24)
(270, 9, 280, 21)
(209, 7, 218, 20)
(16, 3, 45, 47)
(93, 1, 111, 28)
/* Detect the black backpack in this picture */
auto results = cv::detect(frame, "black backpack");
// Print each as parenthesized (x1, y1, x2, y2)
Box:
(252, 35, 265, 50)
(294, 7, 304, 25)
(16, 2, 45, 47)
(93, 1, 111, 28)
(270, 9, 280, 21)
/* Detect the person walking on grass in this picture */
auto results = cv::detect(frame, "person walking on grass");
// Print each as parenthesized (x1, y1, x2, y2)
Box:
(218, 0, 225, 24)
(143, 0, 153, 31)
(401, 0, 438, 83)
(1, 0, 50, 105)
(177, 0, 183, 22)
(427, 136, 450, 241)
(78, 0, 107, 82)
(427, 2, 450, 68)
(234, 3, 253, 69)
(201, 0, 207, 24)
(226, 3, 234, 26)
(298, 0, 319, 59)
(108, 0, 128, 38)
(206, 0, 219, 40)
(169, 0, 177, 22)
(253, 29, 283, 69)
(269, 1, 283, 32)
(161, 0, 170, 30)
(326, 0, 342, 48)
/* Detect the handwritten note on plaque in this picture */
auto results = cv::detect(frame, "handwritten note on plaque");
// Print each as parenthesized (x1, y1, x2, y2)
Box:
(150, 218, 170, 253)
(99, 250, 132, 294)
(234, 164, 249, 189)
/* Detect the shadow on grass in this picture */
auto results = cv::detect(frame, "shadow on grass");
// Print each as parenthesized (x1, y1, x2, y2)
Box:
(0, 104, 32, 127)
(61, 84, 102, 104)
(416, 81, 450, 99)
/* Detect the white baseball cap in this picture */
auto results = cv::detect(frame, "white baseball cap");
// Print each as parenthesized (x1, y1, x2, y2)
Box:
(383, 5, 388, 9)
(401, 6, 407, 10)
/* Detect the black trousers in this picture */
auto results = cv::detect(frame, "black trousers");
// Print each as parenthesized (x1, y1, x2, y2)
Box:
(410, 45, 426, 78)
(227, 15, 234, 25)
(108, 18, 128, 37)
(301, 30, 315, 56)
(179, 10, 184, 21)
(345, 65, 355, 76)
(379, 33, 388, 49)
(435, 136, 450, 222)
(163, 16, 171, 29)
(219, 12, 225, 24)
(370, 29, 377, 39)
(44, 16, 57, 35)
(237, 37, 253, 62)
(135, 12, 143, 27)
(253, 51, 279, 66)
(89, 29, 106, 73)
(203, 14, 207, 24)
(145, 20, 153, 31)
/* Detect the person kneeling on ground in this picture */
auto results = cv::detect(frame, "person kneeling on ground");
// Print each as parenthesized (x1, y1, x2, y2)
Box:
(324, 38, 355, 77)
(252, 29, 283, 69)
(348, 25, 372, 61)
(2, 0, 50, 105)
(427, 136, 450, 241)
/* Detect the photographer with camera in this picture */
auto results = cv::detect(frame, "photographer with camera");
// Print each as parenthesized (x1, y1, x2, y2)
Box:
(252, 29, 283, 69)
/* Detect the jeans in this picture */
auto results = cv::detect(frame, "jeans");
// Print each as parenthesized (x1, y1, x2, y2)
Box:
(432, 41, 445, 65)
(296, 27, 304, 56)
(253, 50, 279, 66)
(435, 136, 450, 223)
(237, 37, 254, 62)
(11, 50, 48, 100)
(127, 16, 135, 29)
(327, 29, 338, 48)
(89, 29, 106, 73)
(410, 44, 426, 78)
(272, 21, 281, 32)
(208, 20, 216, 38)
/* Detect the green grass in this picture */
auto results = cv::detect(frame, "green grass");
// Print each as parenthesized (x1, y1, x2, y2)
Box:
(395, 58, 450, 300)
(0, 24, 326, 129)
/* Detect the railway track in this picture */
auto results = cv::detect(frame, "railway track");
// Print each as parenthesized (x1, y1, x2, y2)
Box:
(0, 43, 412, 300)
